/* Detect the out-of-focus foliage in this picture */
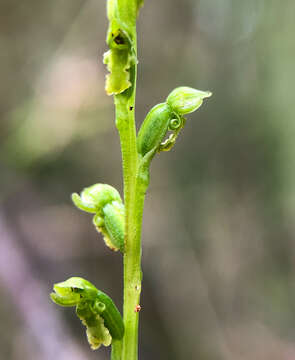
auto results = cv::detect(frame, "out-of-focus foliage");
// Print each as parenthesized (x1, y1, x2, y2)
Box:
(1, 0, 295, 359)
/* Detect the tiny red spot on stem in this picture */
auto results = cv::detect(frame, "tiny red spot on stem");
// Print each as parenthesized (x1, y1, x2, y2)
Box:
(134, 305, 141, 313)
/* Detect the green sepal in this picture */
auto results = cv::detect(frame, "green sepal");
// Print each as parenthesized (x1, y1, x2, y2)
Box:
(166, 87, 212, 115)
(72, 184, 122, 216)
(72, 192, 97, 214)
(50, 277, 98, 306)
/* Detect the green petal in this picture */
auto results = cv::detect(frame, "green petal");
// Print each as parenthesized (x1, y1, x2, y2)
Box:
(167, 87, 212, 115)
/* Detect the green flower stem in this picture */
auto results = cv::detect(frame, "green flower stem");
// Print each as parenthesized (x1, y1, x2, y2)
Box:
(115, 83, 144, 360)
(111, 339, 123, 360)
(114, 3, 144, 357)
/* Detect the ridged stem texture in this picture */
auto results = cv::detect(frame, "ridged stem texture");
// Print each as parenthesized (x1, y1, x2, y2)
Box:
(113, 2, 145, 359)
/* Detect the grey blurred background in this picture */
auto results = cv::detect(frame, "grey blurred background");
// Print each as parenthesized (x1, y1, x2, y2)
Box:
(1, 0, 295, 359)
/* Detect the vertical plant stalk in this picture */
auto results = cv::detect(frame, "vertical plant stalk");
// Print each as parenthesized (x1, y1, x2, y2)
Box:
(113, 2, 144, 359)
(111, 339, 123, 360)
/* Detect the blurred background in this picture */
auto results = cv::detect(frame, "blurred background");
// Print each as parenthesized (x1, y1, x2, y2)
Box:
(1, 0, 295, 359)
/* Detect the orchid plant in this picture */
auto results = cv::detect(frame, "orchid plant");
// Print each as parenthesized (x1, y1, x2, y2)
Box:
(50, 1, 211, 359)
